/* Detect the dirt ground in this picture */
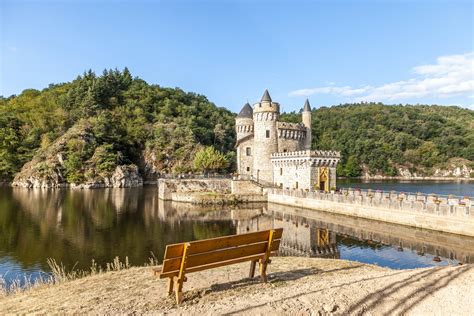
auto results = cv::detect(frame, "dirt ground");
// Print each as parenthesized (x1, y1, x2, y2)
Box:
(1, 257, 473, 315)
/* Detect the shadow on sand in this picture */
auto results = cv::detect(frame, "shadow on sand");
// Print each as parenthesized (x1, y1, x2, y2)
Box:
(219, 264, 472, 315)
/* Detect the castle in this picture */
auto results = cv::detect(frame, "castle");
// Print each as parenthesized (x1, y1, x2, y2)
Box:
(235, 90, 340, 191)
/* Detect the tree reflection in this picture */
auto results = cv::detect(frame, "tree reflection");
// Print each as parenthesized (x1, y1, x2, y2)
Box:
(0, 187, 236, 274)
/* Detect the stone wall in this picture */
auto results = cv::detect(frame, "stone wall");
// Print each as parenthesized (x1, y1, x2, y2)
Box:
(231, 179, 264, 195)
(158, 178, 231, 200)
(273, 163, 314, 190)
(277, 136, 303, 153)
(158, 178, 267, 204)
(268, 188, 474, 237)
(236, 138, 253, 177)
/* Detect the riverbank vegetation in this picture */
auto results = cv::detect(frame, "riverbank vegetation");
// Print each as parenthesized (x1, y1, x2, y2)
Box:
(0, 256, 139, 297)
(1, 68, 472, 183)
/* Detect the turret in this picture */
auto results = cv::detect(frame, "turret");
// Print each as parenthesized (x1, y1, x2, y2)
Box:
(236, 102, 254, 141)
(302, 99, 312, 150)
(235, 102, 254, 176)
(252, 89, 279, 183)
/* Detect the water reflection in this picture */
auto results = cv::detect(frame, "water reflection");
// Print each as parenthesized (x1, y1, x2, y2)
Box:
(235, 203, 474, 268)
(0, 187, 237, 285)
(1, 186, 473, 287)
(264, 204, 474, 268)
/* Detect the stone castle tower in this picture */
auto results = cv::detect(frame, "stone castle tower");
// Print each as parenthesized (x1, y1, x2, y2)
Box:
(252, 90, 279, 183)
(235, 90, 340, 191)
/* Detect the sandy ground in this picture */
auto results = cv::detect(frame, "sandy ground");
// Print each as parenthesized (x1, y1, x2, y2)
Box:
(1, 257, 473, 315)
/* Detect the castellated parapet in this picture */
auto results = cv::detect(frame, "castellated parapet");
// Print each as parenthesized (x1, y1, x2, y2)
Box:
(235, 90, 340, 191)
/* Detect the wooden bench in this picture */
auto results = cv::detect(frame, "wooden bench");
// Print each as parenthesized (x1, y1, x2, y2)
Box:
(153, 228, 283, 304)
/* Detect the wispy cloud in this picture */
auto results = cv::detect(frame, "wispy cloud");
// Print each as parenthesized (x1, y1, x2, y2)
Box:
(289, 52, 474, 103)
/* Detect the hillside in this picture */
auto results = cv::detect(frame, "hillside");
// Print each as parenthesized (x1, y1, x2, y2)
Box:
(1, 69, 473, 185)
(0, 69, 235, 186)
(282, 104, 474, 178)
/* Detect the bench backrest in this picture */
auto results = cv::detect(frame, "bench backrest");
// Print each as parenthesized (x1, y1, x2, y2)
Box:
(160, 228, 283, 278)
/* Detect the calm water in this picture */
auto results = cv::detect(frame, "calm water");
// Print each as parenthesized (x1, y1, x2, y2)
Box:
(0, 182, 473, 289)
(338, 179, 474, 197)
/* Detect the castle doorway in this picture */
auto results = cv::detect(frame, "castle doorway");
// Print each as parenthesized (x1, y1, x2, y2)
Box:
(319, 181, 325, 191)
(317, 167, 329, 192)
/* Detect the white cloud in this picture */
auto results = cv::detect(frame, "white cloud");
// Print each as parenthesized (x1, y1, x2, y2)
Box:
(289, 52, 474, 104)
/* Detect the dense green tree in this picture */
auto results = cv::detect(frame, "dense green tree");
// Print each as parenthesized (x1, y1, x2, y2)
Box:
(193, 146, 229, 174)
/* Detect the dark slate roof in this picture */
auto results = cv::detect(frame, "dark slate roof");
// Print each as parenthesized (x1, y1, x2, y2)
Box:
(261, 89, 272, 102)
(237, 102, 253, 118)
(303, 99, 311, 111)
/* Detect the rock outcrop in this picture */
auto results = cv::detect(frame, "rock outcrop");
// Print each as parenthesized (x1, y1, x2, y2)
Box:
(11, 123, 144, 189)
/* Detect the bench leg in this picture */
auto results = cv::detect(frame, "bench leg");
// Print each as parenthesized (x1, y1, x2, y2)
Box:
(167, 277, 174, 296)
(175, 278, 184, 305)
(249, 260, 257, 278)
(259, 260, 268, 283)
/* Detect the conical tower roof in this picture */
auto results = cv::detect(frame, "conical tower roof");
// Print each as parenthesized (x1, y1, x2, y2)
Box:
(237, 102, 253, 118)
(303, 99, 311, 111)
(261, 89, 272, 102)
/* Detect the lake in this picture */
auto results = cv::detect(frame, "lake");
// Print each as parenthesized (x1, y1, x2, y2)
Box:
(338, 179, 474, 197)
(1, 181, 473, 289)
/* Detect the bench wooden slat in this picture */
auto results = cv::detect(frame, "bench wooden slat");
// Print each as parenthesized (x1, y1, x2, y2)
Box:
(187, 238, 281, 269)
(158, 250, 279, 278)
(163, 244, 185, 260)
(163, 229, 283, 259)
(162, 238, 281, 273)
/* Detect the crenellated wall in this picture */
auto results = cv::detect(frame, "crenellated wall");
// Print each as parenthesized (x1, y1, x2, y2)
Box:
(268, 188, 474, 237)
(271, 150, 340, 191)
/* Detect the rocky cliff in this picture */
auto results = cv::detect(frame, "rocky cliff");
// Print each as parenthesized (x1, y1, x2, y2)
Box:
(11, 123, 143, 189)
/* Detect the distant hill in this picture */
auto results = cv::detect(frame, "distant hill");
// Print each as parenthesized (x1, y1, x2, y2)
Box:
(1, 69, 472, 185)
(281, 103, 474, 178)
(0, 69, 235, 185)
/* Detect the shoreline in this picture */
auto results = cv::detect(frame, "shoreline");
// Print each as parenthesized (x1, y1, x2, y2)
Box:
(1, 257, 472, 314)
(3, 176, 473, 189)
(338, 176, 473, 181)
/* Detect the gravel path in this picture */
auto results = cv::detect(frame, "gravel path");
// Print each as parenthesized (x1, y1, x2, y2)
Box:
(1, 257, 473, 315)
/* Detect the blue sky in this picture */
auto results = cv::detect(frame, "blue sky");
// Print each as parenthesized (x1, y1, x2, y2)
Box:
(1, 0, 473, 113)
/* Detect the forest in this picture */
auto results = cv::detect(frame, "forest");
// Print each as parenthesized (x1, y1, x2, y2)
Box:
(1, 68, 473, 182)
(0, 69, 235, 183)
(282, 103, 474, 177)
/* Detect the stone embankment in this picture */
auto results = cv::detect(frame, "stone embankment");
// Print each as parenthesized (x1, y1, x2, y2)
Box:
(268, 188, 474, 237)
(158, 178, 266, 205)
(1, 257, 473, 314)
